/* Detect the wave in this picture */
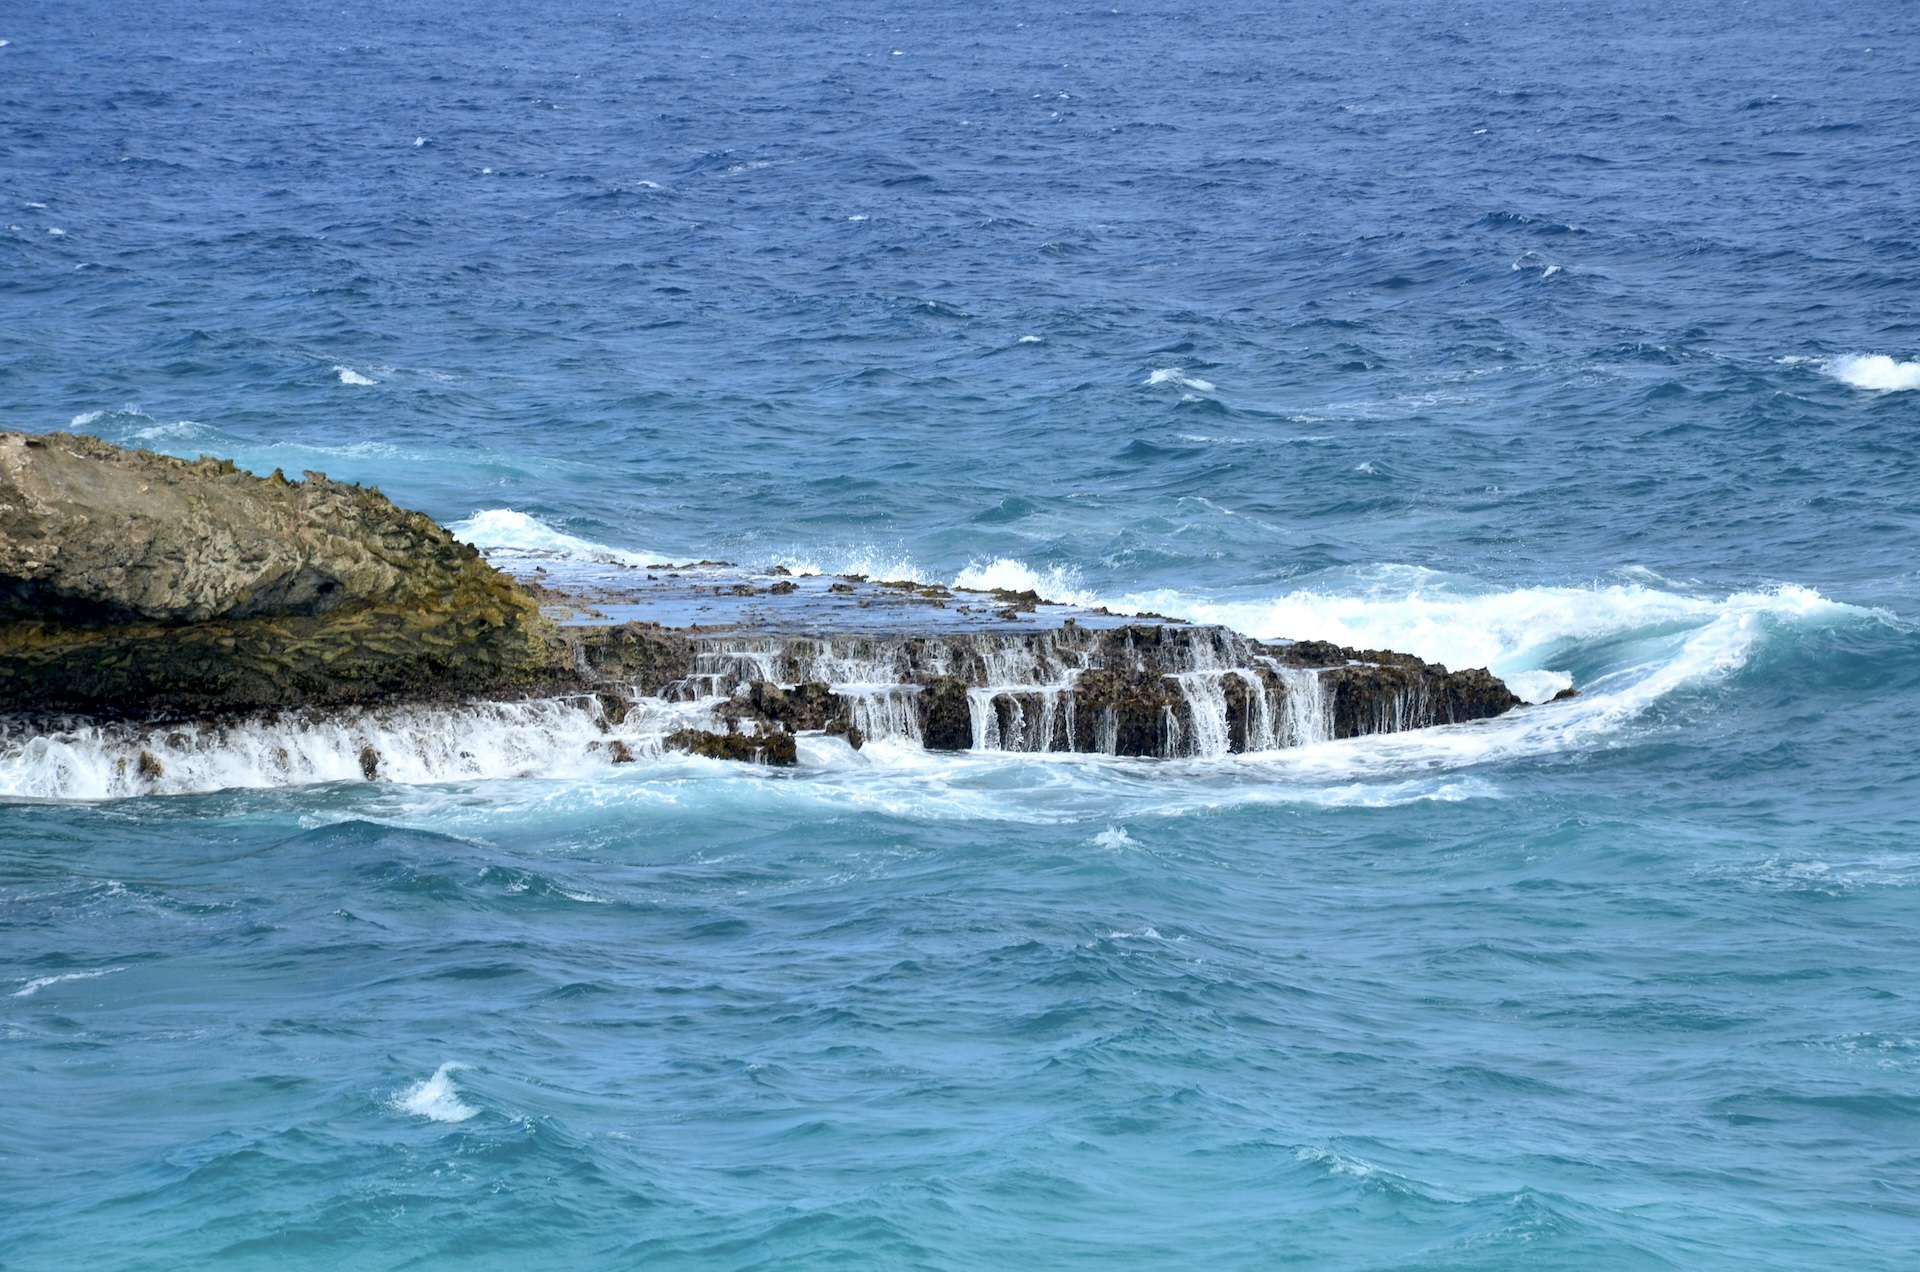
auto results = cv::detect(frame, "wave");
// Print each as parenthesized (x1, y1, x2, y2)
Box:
(770, 546, 928, 583)
(392, 1062, 477, 1123)
(12, 966, 125, 998)
(952, 557, 1098, 605)
(1145, 367, 1216, 393)
(450, 508, 665, 568)
(333, 365, 378, 387)
(1108, 567, 1852, 690)
(1823, 353, 1920, 392)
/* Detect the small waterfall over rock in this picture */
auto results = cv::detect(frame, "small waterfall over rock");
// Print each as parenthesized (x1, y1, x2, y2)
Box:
(0, 620, 1517, 797)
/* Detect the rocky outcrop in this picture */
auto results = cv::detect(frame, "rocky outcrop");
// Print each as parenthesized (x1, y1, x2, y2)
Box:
(0, 433, 1525, 771)
(0, 432, 557, 715)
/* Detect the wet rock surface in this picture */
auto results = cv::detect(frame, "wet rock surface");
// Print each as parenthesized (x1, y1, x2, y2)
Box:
(0, 434, 1524, 770)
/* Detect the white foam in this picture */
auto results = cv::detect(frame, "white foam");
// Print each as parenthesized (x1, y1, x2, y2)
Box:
(451, 508, 662, 568)
(1145, 367, 1216, 392)
(0, 693, 724, 799)
(847, 214, 868, 222)
(12, 967, 125, 998)
(1109, 570, 1844, 689)
(1091, 826, 1136, 849)
(1017, 334, 1042, 344)
(952, 558, 1098, 606)
(1824, 353, 1920, 392)
(772, 547, 926, 583)
(412, 135, 426, 147)
(1503, 668, 1574, 703)
(393, 1062, 477, 1123)
(1354, 461, 1377, 474)
(333, 365, 377, 387)
(46, 227, 65, 237)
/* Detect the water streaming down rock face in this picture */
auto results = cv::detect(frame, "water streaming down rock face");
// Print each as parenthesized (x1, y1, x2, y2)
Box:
(0, 622, 1513, 796)
(615, 624, 1508, 760)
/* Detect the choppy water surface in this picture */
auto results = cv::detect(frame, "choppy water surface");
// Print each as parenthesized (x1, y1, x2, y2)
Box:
(4, 1, 1919, 1267)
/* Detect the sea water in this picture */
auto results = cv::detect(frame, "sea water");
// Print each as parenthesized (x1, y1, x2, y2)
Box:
(2, 1, 1918, 1267)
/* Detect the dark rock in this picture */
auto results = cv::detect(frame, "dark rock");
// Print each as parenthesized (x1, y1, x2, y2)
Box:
(607, 739, 635, 764)
(664, 728, 797, 766)
(593, 690, 629, 726)
(136, 750, 164, 780)
(357, 745, 379, 781)
(1551, 686, 1581, 702)
(919, 677, 973, 750)
(768, 580, 798, 595)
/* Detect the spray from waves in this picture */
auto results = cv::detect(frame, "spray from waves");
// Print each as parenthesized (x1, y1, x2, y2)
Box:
(952, 557, 1098, 606)
(1236, 584, 1863, 785)
(770, 546, 928, 583)
(1821, 353, 1920, 392)
(333, 365, 378, 387)
(450, 509, 667, 568)
(1106, 569, 1856, 698)
(392, 1062, 477, 1123)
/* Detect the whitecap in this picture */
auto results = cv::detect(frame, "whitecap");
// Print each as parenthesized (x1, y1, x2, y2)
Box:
(12, 967, 125, 998)
(1354, 461, 1377, 474)
(846, 214, 868, 222)
(392, 1062, 477, 1123)
(1823, 353, 1920, 392)
(1091, 826, 1135, 849)
(412, 135, 426, 147)
(1145, 367, 1216, 392)
(333, 365, 377, 387)
(770, 546, 926, 582)
(1017, 334, 1042, 344)
(451, 508, 664, 569)
(46, 227, 65, 237)
(951, 557, 1097, 606)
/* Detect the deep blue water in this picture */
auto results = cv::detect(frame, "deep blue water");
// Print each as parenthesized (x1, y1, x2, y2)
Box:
(4, 1, 1920, 1267)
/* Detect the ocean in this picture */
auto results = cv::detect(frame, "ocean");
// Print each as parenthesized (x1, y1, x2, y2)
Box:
(3, 0, 1918, 1267)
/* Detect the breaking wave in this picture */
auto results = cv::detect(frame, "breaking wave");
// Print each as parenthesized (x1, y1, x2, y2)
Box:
(450, 508, 666, 568)
(392, 1062, 477, 1123)
(1145, 367, 1217, 392)
(1822, 353, 1920, 392)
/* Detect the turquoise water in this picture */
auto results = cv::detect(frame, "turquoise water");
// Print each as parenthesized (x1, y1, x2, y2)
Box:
(4, 1, 1919, 1267)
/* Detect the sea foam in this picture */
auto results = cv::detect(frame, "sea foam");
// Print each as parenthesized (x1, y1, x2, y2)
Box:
(333, 365, 378, 386)
(12, 967, 125, 998)
(1145, 367, 1216, 392)
(451, 508, 664, 568)
(1824, 353, 1920, 392)
(393, 1062, 478, 1123)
